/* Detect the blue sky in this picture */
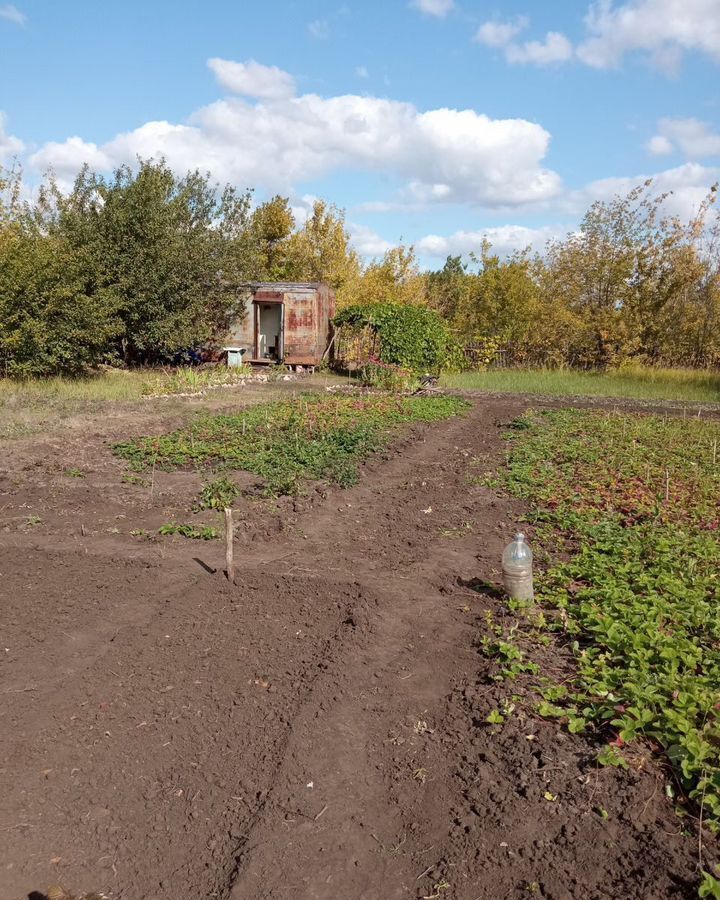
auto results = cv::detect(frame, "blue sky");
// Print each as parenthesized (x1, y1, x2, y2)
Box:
(1, 0, 719, 265)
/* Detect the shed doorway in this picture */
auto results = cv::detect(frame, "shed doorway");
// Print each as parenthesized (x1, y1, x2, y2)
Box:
(254, 301, 284, 362)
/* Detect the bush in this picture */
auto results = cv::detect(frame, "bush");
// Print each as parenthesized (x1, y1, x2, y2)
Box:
(334, 303, 457, 374)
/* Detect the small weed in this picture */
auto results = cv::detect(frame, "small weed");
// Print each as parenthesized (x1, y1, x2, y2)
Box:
(121, 472, 146, 485)
(158, 522, 219, 540)
(481, 636, 540, 680)
(699, 872, 720, 898)
(198, 476, 240, 510)
(65, 468, 85, 478)
(412, 767, 428, 784)
(597, 746, 629, 770)
(24, 515, 42, 527)
(440, 521, 474, 537)
(423, 879, 451, 899)
(486, 709, 505, 725)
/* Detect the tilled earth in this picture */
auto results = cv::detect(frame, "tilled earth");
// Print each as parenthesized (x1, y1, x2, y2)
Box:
(0, 390, 713, 900)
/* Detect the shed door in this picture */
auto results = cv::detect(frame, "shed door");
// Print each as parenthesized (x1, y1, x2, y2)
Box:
(254, 301, 284, 361)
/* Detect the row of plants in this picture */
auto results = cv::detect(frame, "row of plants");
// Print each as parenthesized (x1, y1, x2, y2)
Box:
(491, 409, 720, 892)
(114, 393, 468, 496)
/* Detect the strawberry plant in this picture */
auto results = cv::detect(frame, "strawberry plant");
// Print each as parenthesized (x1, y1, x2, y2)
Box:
(499, 408, 720, 835)
(114, 393, 468, 495)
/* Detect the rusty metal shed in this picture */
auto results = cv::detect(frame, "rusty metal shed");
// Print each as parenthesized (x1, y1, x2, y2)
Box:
(224, 282, 336, 367)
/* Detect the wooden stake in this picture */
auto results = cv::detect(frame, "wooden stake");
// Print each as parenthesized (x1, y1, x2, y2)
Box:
(224, 507, 235, 584)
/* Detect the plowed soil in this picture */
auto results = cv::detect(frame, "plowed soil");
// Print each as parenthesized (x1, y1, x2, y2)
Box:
(0, 388, 714, 900)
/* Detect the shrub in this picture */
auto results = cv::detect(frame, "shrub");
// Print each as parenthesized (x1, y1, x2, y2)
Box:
(334, 303, 457, 374)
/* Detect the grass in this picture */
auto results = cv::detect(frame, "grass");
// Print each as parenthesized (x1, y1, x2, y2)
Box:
(0, 366, 255, 406)
(443, 364, 720, 404)
(0, 366, 290, 440)
(0, 370, 151, 404)
(496, 408, 720, 842)
(113, 393, 469, 495)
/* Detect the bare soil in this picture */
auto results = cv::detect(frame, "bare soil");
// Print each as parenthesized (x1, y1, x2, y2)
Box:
(0, 387, 713, 900)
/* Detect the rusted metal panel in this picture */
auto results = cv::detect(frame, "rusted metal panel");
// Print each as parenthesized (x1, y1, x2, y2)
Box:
(283, 291, 317, 364)
(223, 282, 336, 366)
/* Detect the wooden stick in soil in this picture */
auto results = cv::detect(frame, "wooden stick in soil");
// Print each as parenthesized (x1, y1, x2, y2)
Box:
(224, 507, 235, 584)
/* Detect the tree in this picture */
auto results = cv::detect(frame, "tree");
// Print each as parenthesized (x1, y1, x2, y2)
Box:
(285, 200, 361, 298)
(343, 245, 427, 309)
(0, 169, 118, 376)
(247, 195, 295, 280)
(57, 160, 253, 364)
(426, 254, 472, 323)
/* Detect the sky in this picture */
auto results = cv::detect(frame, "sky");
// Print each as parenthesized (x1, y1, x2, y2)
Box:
(1, 0, 719, 267)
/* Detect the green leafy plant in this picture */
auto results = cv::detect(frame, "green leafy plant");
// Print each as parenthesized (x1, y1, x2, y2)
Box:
(158, 522, 218, 540)
(334, 303, 458, 375)
(699, 873, 720, 899)
(198, 476, 240, 510)
(498, 408, 720, 829)
(115, 393, 468, 496)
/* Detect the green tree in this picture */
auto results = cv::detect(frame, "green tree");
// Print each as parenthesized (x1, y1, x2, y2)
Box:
(247, 194, 295, 280)
(285, 200, 361, 297)
(57, 160, 253, 364)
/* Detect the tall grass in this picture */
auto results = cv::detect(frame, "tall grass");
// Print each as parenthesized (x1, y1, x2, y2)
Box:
(0, 370, 154, 404)
(443, 365, 720, 403)
(0, 367, 260, 405)
(0, 368, 252, 439)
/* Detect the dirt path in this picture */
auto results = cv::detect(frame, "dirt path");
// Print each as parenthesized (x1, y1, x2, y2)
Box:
(0, 394, 709, 899)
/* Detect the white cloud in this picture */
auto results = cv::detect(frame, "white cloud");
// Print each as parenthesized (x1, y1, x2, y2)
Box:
(475, 17, 572, 65)
(0, 4, 26, 25)
(348, 223, 394, 257)
(26, 58, 562, 211)
(308, 18, 330, 40)
(416, 160, 719, 261)
(577, 0, 720, 72)
(417, 224, 568, 259)
(647, 134, 674, 155)
(29, 135, 111, 177)
(474, 17, 529, 48)
(648, 117, 720, 158)
(505, 32, 574, 65)
(0, 112, 24, 162)
(477, 1, 720, 73)
(207, 58, 296, 100)
(569, 161, 719, 221)
(410, 0, 454, 18)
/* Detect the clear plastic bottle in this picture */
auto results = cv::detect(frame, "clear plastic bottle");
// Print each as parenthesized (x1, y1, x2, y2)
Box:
(502, 532, 534, 601)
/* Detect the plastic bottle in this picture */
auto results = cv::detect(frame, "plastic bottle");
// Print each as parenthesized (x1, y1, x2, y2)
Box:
(502, 532, 534, 601)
